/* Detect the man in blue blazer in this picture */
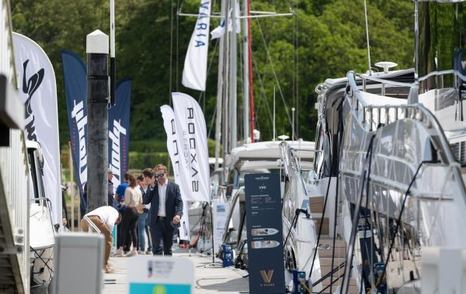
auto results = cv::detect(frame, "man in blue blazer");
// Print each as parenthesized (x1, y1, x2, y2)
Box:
(143, 164, 183, 255)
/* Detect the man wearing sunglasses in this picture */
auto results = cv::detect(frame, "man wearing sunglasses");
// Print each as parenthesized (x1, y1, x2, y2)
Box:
(143, 164, 183, 255)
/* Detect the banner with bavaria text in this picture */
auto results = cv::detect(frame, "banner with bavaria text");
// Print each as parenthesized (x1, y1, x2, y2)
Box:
(13, 33, 62, 225)
(182, 0, 212, 91)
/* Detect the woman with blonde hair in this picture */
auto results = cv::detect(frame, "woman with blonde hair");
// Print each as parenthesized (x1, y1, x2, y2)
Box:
(120, 173, 143, 256)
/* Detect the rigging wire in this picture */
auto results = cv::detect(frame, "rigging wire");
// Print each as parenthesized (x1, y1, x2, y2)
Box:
(375, 161, 426, 289)
(252, 57, 275, 130)
(329, 100, 345, 293)
(207, 108, 216, 139)
(363, 0, 372, 73)
(308, 131, 334, 282)
(205, 4, 223, 138)
(197, 38, 220, 111)
(340, 134, 375, 294)
(176, 0, 180, 91)
(238, 23, 244, 140)
(293, 2, 299, 138)
(169, 0, 175, 103)
(255, 17, 293, 130)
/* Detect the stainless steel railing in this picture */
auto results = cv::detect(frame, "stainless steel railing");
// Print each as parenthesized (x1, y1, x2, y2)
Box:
(0, 129, 30, 293)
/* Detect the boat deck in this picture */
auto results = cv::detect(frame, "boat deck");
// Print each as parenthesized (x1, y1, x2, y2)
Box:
(103, 251, 249, 294)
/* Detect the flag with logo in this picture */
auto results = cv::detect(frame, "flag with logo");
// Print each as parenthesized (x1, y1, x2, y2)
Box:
(182, 0, 212, 91)
(61, 50, 88, 199)
(171, 92, 210, 202)
(108, 79, 131, 188)
(13, 33, 62, 224)
(161, 105, 190, 240)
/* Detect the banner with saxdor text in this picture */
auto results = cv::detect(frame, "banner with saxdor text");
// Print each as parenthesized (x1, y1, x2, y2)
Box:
(182, 0, 212, 91)
(171, 92, 210, 203)
(161, 105, 190, 241)
(61, 50, 130, 202)
(13, 32, 62, 225)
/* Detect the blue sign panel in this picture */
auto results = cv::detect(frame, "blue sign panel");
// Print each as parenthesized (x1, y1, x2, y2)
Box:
(245, 173, 285, 293)
(129, 283, 191, 293)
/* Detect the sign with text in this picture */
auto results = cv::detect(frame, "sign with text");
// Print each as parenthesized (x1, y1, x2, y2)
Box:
(212, 199, 229, 252)
(128, 256, 193, 294)
(245, 173, 285, 293)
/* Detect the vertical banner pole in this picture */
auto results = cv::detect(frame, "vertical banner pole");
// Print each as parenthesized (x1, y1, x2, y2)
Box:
(69, 142, 75, 230)
(211, 202, 215, 264)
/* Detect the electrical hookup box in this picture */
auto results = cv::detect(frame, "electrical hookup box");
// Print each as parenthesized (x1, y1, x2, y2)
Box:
(53, 232, 104, 294)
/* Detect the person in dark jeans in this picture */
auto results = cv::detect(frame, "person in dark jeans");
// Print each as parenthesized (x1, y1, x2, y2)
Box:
(121, 174, 142, 256)
(140, 168, 155, 253)
(136, 174, 148, 253)
(80, 182, 88, 217)
(143, 164, 183, 256)
(107, 169, 114, 206)
(114, 173, 130, 256)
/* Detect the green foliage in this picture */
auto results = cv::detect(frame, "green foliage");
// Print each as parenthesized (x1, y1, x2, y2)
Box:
(128, 138, 217, 170)
(11, 0, 415, 152)
(130, 140, 167, 153)
(128, 151, 169, 170)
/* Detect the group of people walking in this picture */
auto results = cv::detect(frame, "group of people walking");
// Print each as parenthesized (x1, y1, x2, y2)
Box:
(81, 164, 183, 273)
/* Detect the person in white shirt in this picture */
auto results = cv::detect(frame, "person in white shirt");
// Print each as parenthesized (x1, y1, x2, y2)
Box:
(143, 164, 183, 256)
(81, 206, 121, 273)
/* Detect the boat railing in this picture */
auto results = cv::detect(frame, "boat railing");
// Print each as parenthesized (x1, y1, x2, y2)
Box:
(279, 142, 311, 197)
(346, 70, 466, 201)
(348, 71, 459, 165)
(418, 69, 466, 93)
(29, 196, 52, 210)
(359, 72, 412, 97)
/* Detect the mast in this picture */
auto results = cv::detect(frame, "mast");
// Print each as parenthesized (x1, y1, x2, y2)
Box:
(229, 0, 238, 150)
(222, 0, 231, 181)
(241, 0, 250, 143)
(214, 0, 227, 171)
(247, 0, 255, 142)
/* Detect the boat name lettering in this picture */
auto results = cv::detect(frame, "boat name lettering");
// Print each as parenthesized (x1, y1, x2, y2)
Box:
(194, 1, 210, 48)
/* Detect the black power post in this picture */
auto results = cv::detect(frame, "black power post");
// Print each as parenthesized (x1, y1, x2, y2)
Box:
(86, 30, 109, 212)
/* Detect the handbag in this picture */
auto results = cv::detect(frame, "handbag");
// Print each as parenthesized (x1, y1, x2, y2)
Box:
(136, 203, 145, 214)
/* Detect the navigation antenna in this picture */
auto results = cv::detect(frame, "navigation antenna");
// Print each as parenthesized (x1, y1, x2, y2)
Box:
(363, 0, 372, 74)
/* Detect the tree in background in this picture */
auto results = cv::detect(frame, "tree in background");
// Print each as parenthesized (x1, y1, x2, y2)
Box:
(11, 0, 414, 159)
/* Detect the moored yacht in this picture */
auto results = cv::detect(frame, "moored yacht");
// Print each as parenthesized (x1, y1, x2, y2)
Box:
(310, 1, 466, 292)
